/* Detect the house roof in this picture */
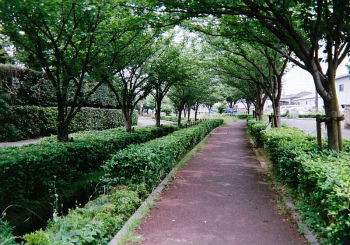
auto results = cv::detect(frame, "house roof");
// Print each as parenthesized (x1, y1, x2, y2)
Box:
(290, 91, 313, 100)
(293, 93, 321, 101)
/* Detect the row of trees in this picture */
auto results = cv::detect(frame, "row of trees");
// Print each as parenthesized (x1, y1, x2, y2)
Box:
(0, 1, 230, 141)
(143, 0, 350, 152)
(2, 0, 349, 151)
(0, 1, 199, 140)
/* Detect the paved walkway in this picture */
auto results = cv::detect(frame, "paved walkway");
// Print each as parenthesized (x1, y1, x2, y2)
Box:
(127, 120, 307, 245)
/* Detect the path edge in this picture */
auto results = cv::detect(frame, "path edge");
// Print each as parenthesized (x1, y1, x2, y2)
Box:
(249, 137, 320, 245)
(108, 125, 220, 245)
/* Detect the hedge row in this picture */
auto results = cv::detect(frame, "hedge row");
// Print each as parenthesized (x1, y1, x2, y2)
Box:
(0, 125, 177, 213)
(102, 119, 224, 192)
(246, 118, 268, 147)
(19, 119, 223, 245)
(0, 106, 138, 142)
(247, 119, 350, 244)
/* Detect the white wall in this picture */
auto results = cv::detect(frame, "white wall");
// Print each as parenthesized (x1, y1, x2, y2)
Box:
(336, 74, 350, 106)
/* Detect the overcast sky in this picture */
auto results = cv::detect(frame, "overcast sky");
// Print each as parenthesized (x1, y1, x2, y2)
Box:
(282, 63, 349, 95)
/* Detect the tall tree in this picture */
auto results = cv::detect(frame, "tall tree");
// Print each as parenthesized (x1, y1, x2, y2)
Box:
(107, 32, 159, 132)
(0, 0, 158, 141)
(150, 37, 189, 126)
(150, 0, 350, 151)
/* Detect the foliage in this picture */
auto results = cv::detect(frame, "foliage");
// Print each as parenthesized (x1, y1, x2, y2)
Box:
(0, 220, 17, 245)
(102, 119, 223, 192)
(237, 114, 250, 119)
(23, 187, 141, 245)
(0, 107, 138, 142)
(0, 64, 56, 107)
(0, 125, 178, 219)
(246, 118, 268, 148)
(249, 123, 350, 244)
(0, 0, 163, 141)
(216, 103, 226, 114)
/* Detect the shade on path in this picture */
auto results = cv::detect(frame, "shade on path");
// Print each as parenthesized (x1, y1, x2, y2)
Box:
(127, 120, 307, 245)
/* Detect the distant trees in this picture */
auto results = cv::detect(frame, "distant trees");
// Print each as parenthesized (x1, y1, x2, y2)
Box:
(148, 0, 350, 151)
(0, 0, 162, 141)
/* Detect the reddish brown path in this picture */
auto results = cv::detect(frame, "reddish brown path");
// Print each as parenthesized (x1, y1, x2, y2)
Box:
(128, 120, 307, 245)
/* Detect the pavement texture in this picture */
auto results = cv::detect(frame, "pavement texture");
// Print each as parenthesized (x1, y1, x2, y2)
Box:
(126, 120, 307, 245)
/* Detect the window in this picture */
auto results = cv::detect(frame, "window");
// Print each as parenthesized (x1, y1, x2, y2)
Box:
(339, 84, 344, 92)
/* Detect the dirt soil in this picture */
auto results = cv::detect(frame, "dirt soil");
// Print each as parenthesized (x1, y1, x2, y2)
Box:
(127, 120, 308, 245)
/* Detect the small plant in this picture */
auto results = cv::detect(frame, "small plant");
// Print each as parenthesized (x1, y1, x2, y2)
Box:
(216, 103, 226, 114)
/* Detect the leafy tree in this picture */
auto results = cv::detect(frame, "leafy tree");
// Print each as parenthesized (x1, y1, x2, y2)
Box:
(149, 35, 189, 126)
(0, 0, 158, 141)
(107, 31, 159, 132)
(168, 80, 193, 126)
(150, 0, 350, 151)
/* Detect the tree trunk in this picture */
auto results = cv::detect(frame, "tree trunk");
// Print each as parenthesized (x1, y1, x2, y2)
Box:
(177, 109, 182, 127)
(187, 104, 191, 122)
(155, 98, 162, 127)
(124, 109, 133, 132)
(57, 121, 69, 142)
(312, 61, 342, 152)
(56, 101, 69, 142)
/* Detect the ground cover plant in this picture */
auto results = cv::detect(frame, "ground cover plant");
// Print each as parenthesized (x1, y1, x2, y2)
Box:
(247, 119, 350, 244)
(9, 119, 223, 244)
(0, 124, 177, 236)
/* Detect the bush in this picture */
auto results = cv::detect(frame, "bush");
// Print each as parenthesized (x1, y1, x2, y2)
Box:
(0, 106, 138, 142)
(251, 123, 350, 244)
(23, 187, 141, 245)
(216, 103, 226, 114)
(246, 119, 268, 147)
(237, 114, 251, 119)
(102, 119, 224, 192)
(0, 125, 178, 216)
(20, 119, 223, 244)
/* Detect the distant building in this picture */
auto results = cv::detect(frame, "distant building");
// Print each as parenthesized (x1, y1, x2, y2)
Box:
(336, 74, 350, 128)
(336, 74, 350, 107)
(293, 93, 323, 111)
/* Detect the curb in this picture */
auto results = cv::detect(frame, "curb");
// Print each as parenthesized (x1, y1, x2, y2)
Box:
(250, 139, 320, 245)
(108, 127, 216, 245)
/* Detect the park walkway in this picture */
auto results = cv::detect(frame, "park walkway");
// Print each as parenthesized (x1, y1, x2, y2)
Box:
(127, 120, 307, 245)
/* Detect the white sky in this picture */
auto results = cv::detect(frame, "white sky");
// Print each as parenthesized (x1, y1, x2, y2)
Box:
(282, 62, 349, 95)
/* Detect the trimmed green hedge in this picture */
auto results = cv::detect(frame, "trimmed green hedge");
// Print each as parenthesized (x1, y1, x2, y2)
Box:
(103, 119, 224, 192)
(0, 125, 177, 214)
(246, 118, 268, 147)
(249, 121, 350, 245)
(0, 106, 138, 142)
(18, 119, 223, 245)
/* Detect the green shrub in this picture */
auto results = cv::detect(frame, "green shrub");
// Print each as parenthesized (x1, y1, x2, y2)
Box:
(0, 220, 17, 245)
(254, 124, 350, 244)
(237, 114, 251, 119)
(261, 127, 319, 188)
(0, 106, 138, 142)
(23, 187, 141, 245)
(21, 119, 223, 244)
(246, 119, 268, 147)
(217, 103, 226, 114)
(0, 125, 178, 215)
(295, 153, 350, 245)
(102, 119, 223, 192)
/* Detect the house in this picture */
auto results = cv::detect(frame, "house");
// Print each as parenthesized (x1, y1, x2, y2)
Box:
(335, 74, 350, 107)
(336, 74, 350, 128)
(293, 93, 323, 111)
